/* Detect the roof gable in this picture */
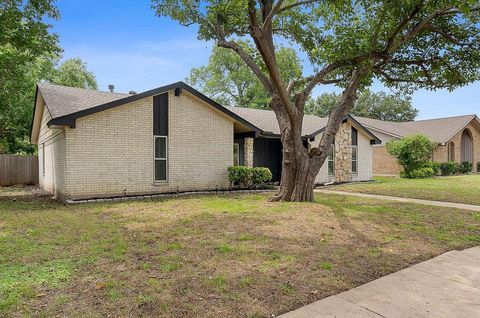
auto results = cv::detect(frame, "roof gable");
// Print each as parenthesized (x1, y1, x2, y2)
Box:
(355, 114, 478, 144)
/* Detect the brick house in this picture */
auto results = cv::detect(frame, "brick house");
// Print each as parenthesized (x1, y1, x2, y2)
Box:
(355, 115, 480, 175)
(30, 82, 380, 201)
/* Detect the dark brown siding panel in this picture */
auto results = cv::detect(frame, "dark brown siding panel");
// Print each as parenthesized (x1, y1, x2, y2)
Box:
(153, 93, 168, 136)
(253, 138, 283, 182)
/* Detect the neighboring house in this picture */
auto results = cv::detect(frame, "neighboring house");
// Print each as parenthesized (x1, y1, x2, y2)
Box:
(30, 82, 380, 201)
(355, 115, 480, 175)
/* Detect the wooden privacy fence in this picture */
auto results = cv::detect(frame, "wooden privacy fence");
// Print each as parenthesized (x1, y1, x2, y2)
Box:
(0, 154, 38, 186)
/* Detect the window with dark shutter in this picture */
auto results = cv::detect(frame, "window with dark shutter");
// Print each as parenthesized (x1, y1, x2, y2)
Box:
(153, 93, 168, 182)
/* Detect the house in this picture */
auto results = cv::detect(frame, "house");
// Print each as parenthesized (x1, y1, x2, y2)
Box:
(30, 82, 380, 201)
(355, 115, 480, 175)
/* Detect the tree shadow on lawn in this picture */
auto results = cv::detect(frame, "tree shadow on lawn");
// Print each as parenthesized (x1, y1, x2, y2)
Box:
(2, 193, 479, 317)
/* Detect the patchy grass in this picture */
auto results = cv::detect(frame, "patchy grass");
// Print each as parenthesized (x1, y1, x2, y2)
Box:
(334, 175, 480, 205)
(0, 189, 479, 317)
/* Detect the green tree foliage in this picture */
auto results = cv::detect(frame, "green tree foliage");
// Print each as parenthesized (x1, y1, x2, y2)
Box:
(305, 90, 419, 121)
(52, 58, 98, 90)
(0, 0, 61, 154)
(386, 134, 436, 178)
(188, 42, 301, 108)
(153, 0, 480, 201)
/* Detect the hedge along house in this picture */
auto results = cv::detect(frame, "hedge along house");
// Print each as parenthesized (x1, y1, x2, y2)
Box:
(355, 115, 480, 175)
(31, 82, 380, 201)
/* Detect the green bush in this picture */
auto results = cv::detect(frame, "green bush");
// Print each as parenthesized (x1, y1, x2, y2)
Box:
(227, 166, 272, 188)
(386, 134, 436, 178)
(458, 161, 473, 174)
(251, 167, 273, 184)
(478, 162, 480, 173)
(402, 167, 435, 179)
(439, 161, 458, 176)
(227, 166, 252, 185)
(423, 161, 440, 175)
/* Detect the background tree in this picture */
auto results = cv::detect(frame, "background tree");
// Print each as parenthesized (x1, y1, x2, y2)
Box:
(187, 41, 302, 108)
(52, 58, 98, 90)
(153, 0, 479, 202)
(305, 90, 419, 122)
(0, 0, 61, 154)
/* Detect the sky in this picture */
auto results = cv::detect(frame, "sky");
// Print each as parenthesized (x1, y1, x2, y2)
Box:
(49, 1, 479, 120)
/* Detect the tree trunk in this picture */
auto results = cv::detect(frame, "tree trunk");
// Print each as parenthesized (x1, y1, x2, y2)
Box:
(269, 98, 327, 202)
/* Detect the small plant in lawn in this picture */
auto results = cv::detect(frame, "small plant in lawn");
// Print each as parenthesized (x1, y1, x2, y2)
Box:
(216, 244, 234, 253)
(319, 261, 333, 270)
(280, 282, 295, 294)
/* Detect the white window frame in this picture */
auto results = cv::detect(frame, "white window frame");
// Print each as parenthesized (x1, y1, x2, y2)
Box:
(327, 144, 335, 176)
(233, 143, 240, 166)
(154, 136, 168, 182)
(351, 145, 358, 175)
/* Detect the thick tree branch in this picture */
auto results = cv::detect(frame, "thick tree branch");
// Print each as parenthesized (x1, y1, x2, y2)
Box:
(313, 68, 365, 158)
(217, 39, 274, 94)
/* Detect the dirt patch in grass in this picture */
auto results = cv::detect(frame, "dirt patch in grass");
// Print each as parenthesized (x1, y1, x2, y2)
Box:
(0, 191, 479, 317)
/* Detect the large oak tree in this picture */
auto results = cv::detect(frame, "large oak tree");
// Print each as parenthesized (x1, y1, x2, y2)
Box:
(153, 0, 480, 201)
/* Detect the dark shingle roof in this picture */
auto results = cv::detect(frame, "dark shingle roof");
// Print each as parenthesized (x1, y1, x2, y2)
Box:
(38, 83, 131, 118)
(226, 106, 328, 136)
(355, 115, 478, 143)
(35, 82, 379, 142)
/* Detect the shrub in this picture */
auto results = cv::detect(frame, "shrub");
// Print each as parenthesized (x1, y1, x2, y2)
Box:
(386, 134, 435, 177)
(478, 162, 480, 173)
(403, 167, 435, 179)
(423, 161, 440, 175)
(458, 161, 473, 174)
(251, 167, 273, 184)
(439, 161, 458, 176)
(227, 166, 272, 188)
(227, 166, 252, 185)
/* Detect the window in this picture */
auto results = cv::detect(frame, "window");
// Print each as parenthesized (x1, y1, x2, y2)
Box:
(42, 143, 45, 176)
(327, 145, 335, 176)
(351, 127, 358, 175)
(448, 142, 455, 161)
(154, 136, 167, 182)
(352, 145, 358, 174)
(233, 143, 240, 166)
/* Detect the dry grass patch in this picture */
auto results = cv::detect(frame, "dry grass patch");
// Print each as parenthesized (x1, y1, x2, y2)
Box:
(0, 191, 479, 317)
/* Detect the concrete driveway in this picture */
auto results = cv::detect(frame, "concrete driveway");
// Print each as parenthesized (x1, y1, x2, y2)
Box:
(280, 247, 480, 318)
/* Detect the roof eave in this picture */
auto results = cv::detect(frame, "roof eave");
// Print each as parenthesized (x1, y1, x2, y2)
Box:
(307, 115, 382, 144)
(47, 81, 263, 134)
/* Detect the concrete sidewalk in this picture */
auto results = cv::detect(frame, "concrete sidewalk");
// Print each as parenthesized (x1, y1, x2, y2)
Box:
(280, 247, 480, 318)
(315, 189, 480, 212)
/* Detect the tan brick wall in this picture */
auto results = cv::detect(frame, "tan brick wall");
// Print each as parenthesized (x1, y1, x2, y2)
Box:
(372, 145, 403, 175)
(63, 90, 233, 200)
(439, 121, 480, 172)
(432, 145, 448, 163)
(37, 105, 67, 198)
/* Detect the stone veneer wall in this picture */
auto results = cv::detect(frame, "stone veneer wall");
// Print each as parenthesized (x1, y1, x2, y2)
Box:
(334, 122, 352, 182)
(244, 137, 254, 167)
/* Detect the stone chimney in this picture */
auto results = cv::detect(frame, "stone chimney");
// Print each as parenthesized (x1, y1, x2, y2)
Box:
(108, 84, 115, 92)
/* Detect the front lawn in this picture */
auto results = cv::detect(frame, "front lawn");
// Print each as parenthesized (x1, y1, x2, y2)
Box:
(1, 190, 479, 317)
(334, 175, 480, 206)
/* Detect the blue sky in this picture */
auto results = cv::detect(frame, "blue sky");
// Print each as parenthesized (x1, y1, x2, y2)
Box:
(50, 1, 478, 120)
